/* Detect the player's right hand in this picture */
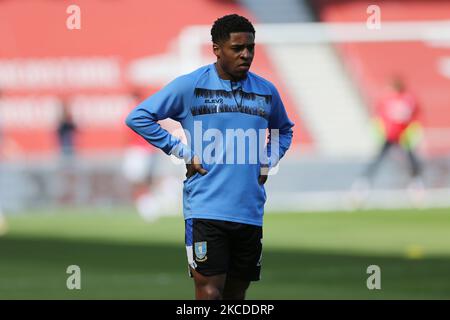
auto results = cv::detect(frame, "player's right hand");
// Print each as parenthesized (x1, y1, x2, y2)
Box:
(258, 165, 269, 185)
(185, 155, 208, 178)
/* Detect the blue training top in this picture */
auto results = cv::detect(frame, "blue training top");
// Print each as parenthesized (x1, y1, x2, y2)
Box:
(126, 63, 294, 226)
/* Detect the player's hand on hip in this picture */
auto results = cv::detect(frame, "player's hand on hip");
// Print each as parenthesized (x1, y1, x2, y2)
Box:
(186, 155, 208, 178)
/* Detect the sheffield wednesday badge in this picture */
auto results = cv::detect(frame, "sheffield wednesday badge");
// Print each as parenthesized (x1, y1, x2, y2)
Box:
(194, 241, 207, 262)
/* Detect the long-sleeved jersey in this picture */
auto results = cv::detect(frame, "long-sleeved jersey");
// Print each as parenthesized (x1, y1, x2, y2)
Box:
(126, 63, 294, 226)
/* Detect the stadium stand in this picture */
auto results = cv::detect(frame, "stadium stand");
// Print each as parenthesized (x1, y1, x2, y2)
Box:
(311, 0, 450, 157)
(0, 0, 306, 158)
(1, 0, 449, 211)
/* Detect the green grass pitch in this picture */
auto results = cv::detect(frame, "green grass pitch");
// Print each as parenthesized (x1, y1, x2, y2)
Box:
(0, 208, 449, 299)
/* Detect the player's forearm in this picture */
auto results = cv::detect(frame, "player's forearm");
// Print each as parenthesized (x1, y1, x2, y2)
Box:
(125, 108, 192, 161)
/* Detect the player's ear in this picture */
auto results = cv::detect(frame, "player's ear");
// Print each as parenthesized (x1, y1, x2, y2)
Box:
(213, 43, 220, 59)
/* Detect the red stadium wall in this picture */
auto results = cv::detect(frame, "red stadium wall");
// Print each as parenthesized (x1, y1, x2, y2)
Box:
(313, 0, 450, 156)
(0, 0, 306, 159)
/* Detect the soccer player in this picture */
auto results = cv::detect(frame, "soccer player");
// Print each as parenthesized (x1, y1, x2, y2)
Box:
(126, 14, 294, 300)
(353, 77, 423, 196)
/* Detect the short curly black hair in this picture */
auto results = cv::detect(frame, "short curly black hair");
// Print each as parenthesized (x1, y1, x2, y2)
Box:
(211, 14, 255, 44)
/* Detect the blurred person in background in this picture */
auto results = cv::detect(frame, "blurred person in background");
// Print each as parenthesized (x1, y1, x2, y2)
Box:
(122, 89, 160, 221)
(57, 98, 77, 161)
(0, 142, 6, 235)
(126, 14, 294, 300)
(56, 98, 78, 205)
(352, 76, 424, 203)
(0, 89, 6, 234)
(0, 89, 13, 235)
(122, 89, 182, 222)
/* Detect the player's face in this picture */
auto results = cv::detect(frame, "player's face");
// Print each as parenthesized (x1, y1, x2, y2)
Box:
(214, 32, 255, 81)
